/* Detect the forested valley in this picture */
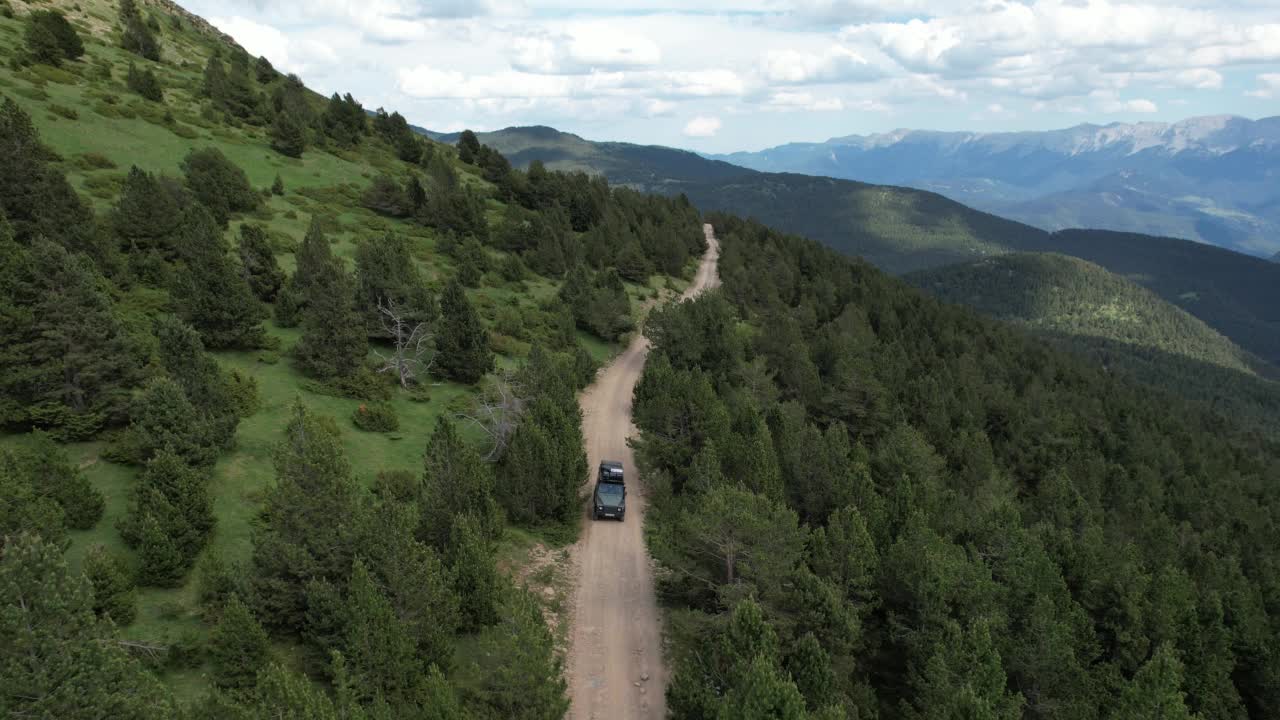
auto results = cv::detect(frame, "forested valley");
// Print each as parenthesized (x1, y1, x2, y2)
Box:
(636, 214, 1280, 719)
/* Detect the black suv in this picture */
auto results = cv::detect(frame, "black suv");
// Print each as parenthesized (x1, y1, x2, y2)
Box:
(593, 460, 626, 521)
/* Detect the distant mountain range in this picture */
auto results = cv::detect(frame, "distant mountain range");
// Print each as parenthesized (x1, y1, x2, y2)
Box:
(423, 124, 1280, 368)
(708, 115, 1280, 258)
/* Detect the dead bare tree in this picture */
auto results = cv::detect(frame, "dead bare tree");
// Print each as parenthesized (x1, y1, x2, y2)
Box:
(372, 297, 435, 388)
(457, 370, 526, 461)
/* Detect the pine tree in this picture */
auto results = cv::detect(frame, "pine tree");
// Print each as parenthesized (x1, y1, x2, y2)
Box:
(170, 207, 267, 349)
(0, 448, 67, 546)
(112, 166, 184, 258)
(249, 662, 341, 719)
(0, 98, 101, 262)
(237, 224, 285, 302)
(419, 417, 502, 551)
(903, 620, 1023, 720)
(0, 239, 140, 438)
(136, 512, 186, 587)
(127, 376, 219, 466)
(84, 544, 137, 626)
(25, 11, 83, 65)
(353, 233, 436, 340)
(685, 439, 725, 494)
(291, 217, 333, 302)
(271, 174, 285, 196)
(447, 514, 502, 632)
(467, 589, 569, 720)
(716, 654, 809, 720)
(1114, 643, 1198, 720)
(224, 52, 259, 119)
(456, 130, 480, 164)
(201, 55, 228, 104)
(209, 594, 271, 691)
(497, 396, 586, 524)
(340, 558, 421, 703)
(154, 314, 241, 447)
(251, 401, 360, 630)
(270, 108, 306, 158)
(119, 0, 160, 61)
(0, 533, 176, 718)
(180, 148, 259, 227)
(126, 61, 163, 102)
(435, 279, 492, 384)
(15, 432, 104, 529)
(785, 633, 837, 712)
(293, 257, 367, 380)
(120, 449, 214, 566)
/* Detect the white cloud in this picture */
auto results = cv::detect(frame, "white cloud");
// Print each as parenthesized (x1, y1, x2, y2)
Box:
(1171, 68, 1223, 89)
(683, 115, 723, 137)
(510, 25, 661, 74)
(658, 70, 747, 97)
(987, 103, 1006, 114)
(765, 91, 845, 111)
(1245, 73, 1280, 98)
(1095, 92, 1159, 113)
(644, 99, 677, 116)
(761, 46, 881, 84)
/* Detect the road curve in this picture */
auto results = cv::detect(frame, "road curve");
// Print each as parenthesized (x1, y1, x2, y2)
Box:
(566, 224, 720, 720)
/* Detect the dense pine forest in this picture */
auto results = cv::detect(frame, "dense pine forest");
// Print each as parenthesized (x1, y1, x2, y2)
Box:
(636, 214, 1280, 719)
(908, 253, 1280, 439)
(0, 0, 704, 716)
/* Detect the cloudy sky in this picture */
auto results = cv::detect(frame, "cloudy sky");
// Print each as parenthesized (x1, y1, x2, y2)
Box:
(178, 0, 1280, 153)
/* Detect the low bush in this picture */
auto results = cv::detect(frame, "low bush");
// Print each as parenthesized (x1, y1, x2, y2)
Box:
(352, 400, 399, 432)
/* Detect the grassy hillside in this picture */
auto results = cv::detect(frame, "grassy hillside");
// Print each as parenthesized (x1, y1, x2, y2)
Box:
(464, 124, 1280, 368)
(908, 253, 1280, 436)
(0, 0, 702, 711)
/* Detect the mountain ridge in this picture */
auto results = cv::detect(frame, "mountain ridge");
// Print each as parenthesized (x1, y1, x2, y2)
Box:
(706, 114, 1280, 257)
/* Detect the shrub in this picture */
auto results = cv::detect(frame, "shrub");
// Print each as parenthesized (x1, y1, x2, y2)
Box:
(48, 104, 78, 120)
(1, 1, 14, 19)
(75, 152, 117, 170)
(352, 400, 399, 432)
(226, 369, 260, 416)
(25, 10, 84, 66)
(180, 147, 258, 226)
(126, 62, 163, 102)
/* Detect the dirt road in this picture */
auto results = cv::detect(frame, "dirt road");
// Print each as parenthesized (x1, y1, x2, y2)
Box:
(566, 224, 720, 720)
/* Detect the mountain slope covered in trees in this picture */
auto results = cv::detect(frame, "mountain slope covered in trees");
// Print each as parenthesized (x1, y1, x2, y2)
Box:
(0, 0, 705, 716)
(459, 124, 1280, 369)
(635, 213, 1280, 719)
(908, 253, 1280, 436)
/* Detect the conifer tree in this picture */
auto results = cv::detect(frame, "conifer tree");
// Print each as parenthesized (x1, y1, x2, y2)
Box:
(0, 533, 175, 718)
(0, 448, 67, 548)
(84, 544, 137, 626)
(717, 654, 809, 720)
(903, 620, 1023, 720)
(252, 401, 360, 630)
(180, 148, 259, 227)
(136, 512, 185, 587)
(25, 11, 83, 65)
(126, 62, 163, 102)
(293, 254, 367, 380)
(435, 279, 492, 384)
(340, 558, 420, 703)
(784, 633, 838, 712)
(15, 432, 104, 529)
(237, 224, 285, 302)
(447, 514, 502, 632)
(171, 206, 267, 350)
(270, 108, 306, 158)
(353, 233, 436, 340)
(419, 418, 502, 551)
(497, 396, 585, 524)
(119, 0, 160, 61)
(120, 449, 214, 567)
(456, 130, 480, 164)
(155, 313, 241, 438)
(1113, 643, 1197, 720)
(209, 594, 271, 691)
(271, 174, 285, 196)
(466, 589, 569, 720)
(0, 239, 139, 438)
(249, 662, 342, 719)
(201, 55, 228, 104)
(112, 166, 184, 258)
(224, 52, 258, 119)
(0, 98, 101, 261)
(127, 376, 219, 466)
(254, 55, 277, 83)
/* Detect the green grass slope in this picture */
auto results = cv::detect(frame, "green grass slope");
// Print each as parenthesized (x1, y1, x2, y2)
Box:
(0, 0, 697, 704)
(908, 252, 1280, 436)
